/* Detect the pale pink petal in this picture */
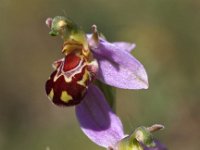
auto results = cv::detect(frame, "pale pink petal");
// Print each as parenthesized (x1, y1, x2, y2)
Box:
(76, 85, 124, 148)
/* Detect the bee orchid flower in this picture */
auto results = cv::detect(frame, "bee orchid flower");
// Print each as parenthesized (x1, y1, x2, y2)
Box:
(45, 16, 148, 106)
(44, 16, 167, 150)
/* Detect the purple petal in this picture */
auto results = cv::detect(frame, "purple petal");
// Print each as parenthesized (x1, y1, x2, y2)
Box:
(112, 42, 136, 52)
(75, 85, 124, 148)
(87, 34, 135, 53)
(91, 39, 148, 89)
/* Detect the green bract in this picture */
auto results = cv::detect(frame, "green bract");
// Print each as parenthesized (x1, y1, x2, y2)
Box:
(116, 126, 157, 150)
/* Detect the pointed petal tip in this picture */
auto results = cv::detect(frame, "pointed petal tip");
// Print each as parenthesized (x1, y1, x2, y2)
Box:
(131, 64, 149, 90)
(141, 76, 149, 90)
(142, 82, 149, 90)
(135, 64, 149, 90)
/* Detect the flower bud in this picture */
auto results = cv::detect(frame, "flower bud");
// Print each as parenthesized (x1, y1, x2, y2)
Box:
(115, 125, 166, 150)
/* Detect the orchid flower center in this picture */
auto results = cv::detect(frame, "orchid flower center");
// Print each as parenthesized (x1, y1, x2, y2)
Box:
(45, 16, 98, 106)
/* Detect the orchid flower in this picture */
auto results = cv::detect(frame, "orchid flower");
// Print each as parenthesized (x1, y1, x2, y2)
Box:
(76, 84, 167, 150)
(44, 16, 166, 150)
(45, 16, 148, 106)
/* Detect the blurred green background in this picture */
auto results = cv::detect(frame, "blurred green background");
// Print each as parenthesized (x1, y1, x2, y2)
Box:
(1, 0, 199, 149)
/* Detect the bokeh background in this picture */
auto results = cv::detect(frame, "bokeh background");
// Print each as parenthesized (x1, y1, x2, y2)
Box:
(1, 0, 200, 149)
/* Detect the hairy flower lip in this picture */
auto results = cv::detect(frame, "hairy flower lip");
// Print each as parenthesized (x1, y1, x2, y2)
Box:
(45, 52, 98, 106)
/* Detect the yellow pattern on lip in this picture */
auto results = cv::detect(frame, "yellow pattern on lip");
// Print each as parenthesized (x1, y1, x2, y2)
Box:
(60, 91, 72, 103)
(77, 69, 89, 87)
(48, 89, 54, 100)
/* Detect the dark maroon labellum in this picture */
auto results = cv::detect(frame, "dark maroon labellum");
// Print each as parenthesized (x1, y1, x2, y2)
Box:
(45, 52, 94, 106)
